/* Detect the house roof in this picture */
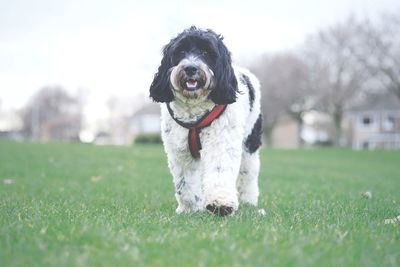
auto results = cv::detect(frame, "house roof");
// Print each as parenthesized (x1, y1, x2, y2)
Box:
(350, 93, 400, 112)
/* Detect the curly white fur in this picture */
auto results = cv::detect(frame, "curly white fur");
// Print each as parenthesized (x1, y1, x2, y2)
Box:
(160, 67, 261, 214)
(150, 26, 262, 215)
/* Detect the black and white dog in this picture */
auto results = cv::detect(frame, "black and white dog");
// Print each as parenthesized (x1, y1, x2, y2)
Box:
(150, 26, 262, 216)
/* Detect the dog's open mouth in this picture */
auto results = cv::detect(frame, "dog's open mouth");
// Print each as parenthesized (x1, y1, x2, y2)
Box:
(185, 79, 199, 91)
(181, 78, 202, 91)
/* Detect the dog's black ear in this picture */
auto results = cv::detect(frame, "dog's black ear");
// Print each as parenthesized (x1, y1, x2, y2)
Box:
(150, 45, 174, 103)
(208, 35, 238, 104)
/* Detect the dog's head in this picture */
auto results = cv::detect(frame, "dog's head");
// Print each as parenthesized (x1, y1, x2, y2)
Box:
(150, 26, 238, 104)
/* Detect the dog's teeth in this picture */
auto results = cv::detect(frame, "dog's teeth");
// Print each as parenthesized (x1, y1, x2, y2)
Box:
(186, 80, 198, 88)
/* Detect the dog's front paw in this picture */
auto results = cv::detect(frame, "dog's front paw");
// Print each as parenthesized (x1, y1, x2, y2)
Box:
(204, 189, 238, 216)
(206, 204, 234, 216)
(205, 195, 238, 216)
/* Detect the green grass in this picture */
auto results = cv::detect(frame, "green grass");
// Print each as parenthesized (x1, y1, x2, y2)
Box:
(0, 140, 399, 267)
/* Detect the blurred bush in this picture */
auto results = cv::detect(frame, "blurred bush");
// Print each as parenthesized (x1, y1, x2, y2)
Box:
(134, 133, 162, 144)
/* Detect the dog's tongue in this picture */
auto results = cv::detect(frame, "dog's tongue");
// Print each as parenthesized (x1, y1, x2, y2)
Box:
(186, 79, 198, 89)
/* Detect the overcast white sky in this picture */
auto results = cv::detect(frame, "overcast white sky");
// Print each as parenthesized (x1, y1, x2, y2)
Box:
(0, 0, 399, 120)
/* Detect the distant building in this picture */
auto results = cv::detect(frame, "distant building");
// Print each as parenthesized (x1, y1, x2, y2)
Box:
(0, 108, 24, 141)
(302, 111, 333, 146)
(270, 116, 300, 149)
(130, 103, 161, 137)
(89, 103, 161, 146)
(0, 108, 23, 132)
(345, 93, 400, 150)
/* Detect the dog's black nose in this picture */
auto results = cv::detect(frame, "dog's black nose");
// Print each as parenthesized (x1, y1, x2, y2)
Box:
(184, 65, 198, 76)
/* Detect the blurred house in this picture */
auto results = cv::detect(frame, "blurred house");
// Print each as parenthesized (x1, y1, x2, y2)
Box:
(92, 116, 136, 146)
(302, 111, 333, 146)
(0, 108, 24, 141)
(130, 103, 161, 137)
(345, 93, 400, 150)
(270, 116, 300, 149)
(89, 102, 161, 146)
(271, 111, 339, 149)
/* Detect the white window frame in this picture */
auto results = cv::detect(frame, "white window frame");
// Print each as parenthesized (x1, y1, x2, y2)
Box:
(383, 114, 395, 131)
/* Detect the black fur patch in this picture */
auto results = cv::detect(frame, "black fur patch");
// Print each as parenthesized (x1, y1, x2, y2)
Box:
(149, 26, 238, 104)
(240, 74, 255, 111)
(176, 178, 185, 191)
(244, 114, 262, 153)
(206, 204, 233, 216)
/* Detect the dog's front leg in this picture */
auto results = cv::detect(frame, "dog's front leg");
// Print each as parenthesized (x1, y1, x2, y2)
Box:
(168, 158, 204, 214)
(201, 140, 242, 216)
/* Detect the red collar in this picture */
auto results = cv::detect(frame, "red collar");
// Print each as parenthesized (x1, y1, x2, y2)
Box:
(166, 103, 227, 159)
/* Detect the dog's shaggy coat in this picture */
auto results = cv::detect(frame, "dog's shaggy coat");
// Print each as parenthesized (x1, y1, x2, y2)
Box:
(150, 26, 262, 216)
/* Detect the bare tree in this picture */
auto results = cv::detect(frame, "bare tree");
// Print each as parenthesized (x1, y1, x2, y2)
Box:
(21, 86, 83, 141)
(250, 53, 314, 146)
(304, 17, 366, 146)
(249, 55, 288, 145)
(350, 12, 400, 99)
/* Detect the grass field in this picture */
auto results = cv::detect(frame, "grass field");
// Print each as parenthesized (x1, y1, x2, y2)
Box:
(0, 140, 399, 267)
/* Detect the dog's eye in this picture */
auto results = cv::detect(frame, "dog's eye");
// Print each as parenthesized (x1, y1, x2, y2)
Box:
(179, 51, 186, 56)
(202, 51, 208, 56)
